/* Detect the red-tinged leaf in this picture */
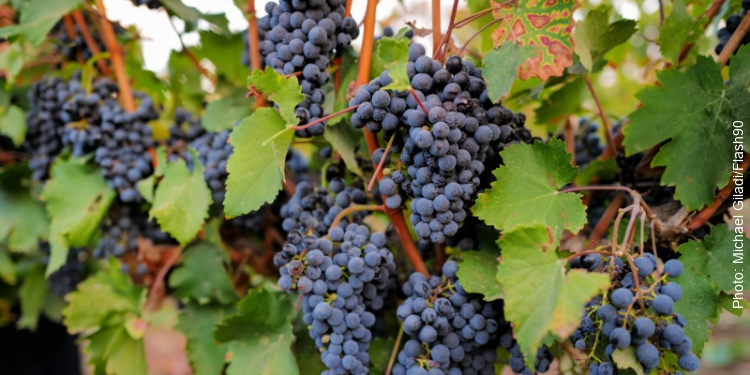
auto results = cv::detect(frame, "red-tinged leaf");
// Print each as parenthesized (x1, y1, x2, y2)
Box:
(490, 0, 577, 80)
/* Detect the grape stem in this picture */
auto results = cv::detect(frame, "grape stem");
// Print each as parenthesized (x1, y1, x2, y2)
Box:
(246, 0, 266, 107)
(146, 246, 183, 310)
(433, 0, 460, 63)
(385, 323, 405, 375)
(584, 77, 617, 157)
(560, 185, 654, 218)
(293, 104, 360, 131)
(72, 11, 112, 76)
(453, 8, 494, 29)
(564, 250, 615, 263)
(93, 0, 135, 112)
(166, 11, 217, 86)
(458, 17, 506, 56)
(367, 132, 396, 191)
(356, 0, 429, 277)
(409, 88, 430, 115)
(431, 0, 442, 56)
(328, 204, 385, 235)
(718, 13, 750, 65)
(61, 15, 84, 64)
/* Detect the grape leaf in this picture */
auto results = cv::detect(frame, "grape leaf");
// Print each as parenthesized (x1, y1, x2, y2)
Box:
(371, 36, 411, 91)
(659, 0, 702, 64)
(203, 97, 252, 132)
(0, 42, 24, 85)
(483, 43, 537, 101)
(0, 0, 82, 46)
(623, 50, 750, 210)
(63, 259, 145, 333)
(248, 67, 304, 125)
(534, 78, 585, 125)
(490, 0, 576, 80)
(160, 0, 230, 35)
(611, 346, 645, 375)
(176, 303, 231, 375)
(457, 248, 504, 301)
(473, 138, 587, 245)
(670, 267, 721, 356)
(85, 325, 148, 375)
(572, 6, 637, 71)
(0, 249, 15, 284)
(575, 158, 618, 186)
(169, 242, 238, 305)
(194, 30, 247, 84)
(496, 225, 610, 366)
(150, 148, 211, 246)
(214, 287, 298, 375)
(369, 337, 396, 375)
(0, 104, 25, 146)
(330, 48, 358, 126)
(41, 158, 115, 276)
(0, 165, 49, 252)
(678, 224, 748, 294)
(323, 120, 364, 176)
(17, 264, 46, 330)
(224, 108, 291, 217)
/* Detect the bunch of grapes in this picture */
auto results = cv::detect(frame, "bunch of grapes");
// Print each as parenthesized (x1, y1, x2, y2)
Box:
(279, 178, 369, 237)
(42, 243, 87, 297)
(274, 222, 395, 374)
(129, 0, 162, 9)
(49, 15, 123, 64)
(350, 44, 532, 244)
(571, 253, 699, 374)
(715, 2, 750, 59)
(93, 92, 159, 202)
(256, 0, 360, 137)
(94, 203, 173, 260)
(572, 118, 604, 168)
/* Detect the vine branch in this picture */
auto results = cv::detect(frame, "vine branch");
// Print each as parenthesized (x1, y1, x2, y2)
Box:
(93, 0, 134, 112)
(247, 0, 266, 107)
(166, 11, 216, 86)
(718, 12, 750, 66)
(62, 15, 83, 64)
(432, 0, 442, 55)
(72, 11, 111, 75)
(584, 77, 616, 157)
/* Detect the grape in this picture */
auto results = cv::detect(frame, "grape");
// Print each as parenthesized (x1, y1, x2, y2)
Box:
(636, 343, 659, 368)
(678, 353, 700, 372)
(631, 317, 655, 339)
(633, 256, 655, 276)
(664, 259, 684, 277)
(663, 324, 685, 345)
(609, 328, 631, 349)
(130, 0, 162, 8)
(596, 304, 617, 322)
(652, 294, 674, 315)
(660, 282, 683, 302)
(610, 288, 634, 308)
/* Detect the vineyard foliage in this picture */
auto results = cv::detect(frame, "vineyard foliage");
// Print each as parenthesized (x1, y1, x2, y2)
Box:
(0, 0, 748, 374)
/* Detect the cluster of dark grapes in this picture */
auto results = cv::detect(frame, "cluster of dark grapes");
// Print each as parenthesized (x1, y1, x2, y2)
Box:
(129, 0, 162, 9)
(279, 179, 369, 236)
(274, 222, 395, 375)
(190, 130, 232, 205)
(256, 0, 360, 137)
(573, 118, 604, 168)
(715, 2, 750, 59)
(94, 203, 173, 262)
(350, 44, 532, 244)
(42, 243, 87, 297)
(393, 261, 550, 375)
(571, 253, 699, 374)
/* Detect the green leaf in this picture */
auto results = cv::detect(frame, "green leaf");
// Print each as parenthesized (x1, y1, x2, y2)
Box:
(572, 6, 637, 71)
(104, 327, 148, 375)
(575, 157, 618, 186)
(473, 138, 587, 245)
(248, 67, 304, 125)
(369, 337, 396, 375)
(611, 346, 645, 375)
(0, 41, 24, 83)
(323, 121, 363, 176)
(17, 264, 46, 330)
(483, 43, 537, 101)
(0, 166, 49, 252)
(659, 0, 702, 64)
(224, 109, 291, 217)
(496, 225, 610, 364)
(670, 267, 721, 356)
(0, 249, 15, 284)
(534, 78, 585, 125)
(41, 158, 115, 276)
(176, 303, 231, 375)
(0, 0, 82, 45)
(169, 242, 238, 305)
(136, 175, 155, 204)
(372, 37, 411, 91)
(214, 288, 298, 375)
(63, 262, 145, 333)
(203, 97, 252, 132)
(457, 248, 504, 301)
(150, 148, 211, 245)
(161, 0, 230, 35)
(0, 104, 25, 146)
(194, 30, 247, 84)
(623, 52, 750, 210)
(678, 224, 748, 294)
(490, 0, 576, 80)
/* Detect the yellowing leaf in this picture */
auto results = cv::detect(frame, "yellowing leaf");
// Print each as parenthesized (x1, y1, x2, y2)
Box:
(490, 0, 577, 80)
